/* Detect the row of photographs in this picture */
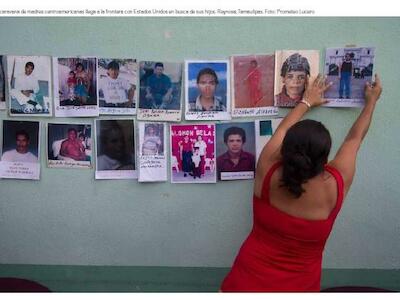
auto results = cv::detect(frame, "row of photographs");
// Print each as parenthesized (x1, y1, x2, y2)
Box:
(0, 118, 282, 182)
(0, 47, 375, 120)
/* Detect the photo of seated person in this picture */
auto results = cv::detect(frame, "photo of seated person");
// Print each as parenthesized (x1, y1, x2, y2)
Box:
(57, 58, 97, 107)
(47, 124, 92, 164)
(60, 128, 87, 161)
(97, 120, 135, 171)
(99, 60, 136, 108)
(9, 61, 44, 113)
(141, 62, 173, 109)
(217, 126, 255, 180)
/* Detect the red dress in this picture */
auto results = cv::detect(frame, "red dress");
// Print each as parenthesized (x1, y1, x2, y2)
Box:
(221, 162, 344, 292)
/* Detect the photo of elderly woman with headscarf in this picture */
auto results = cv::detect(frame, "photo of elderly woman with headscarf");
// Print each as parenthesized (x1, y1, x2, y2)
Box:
(274, 51, 319, 107)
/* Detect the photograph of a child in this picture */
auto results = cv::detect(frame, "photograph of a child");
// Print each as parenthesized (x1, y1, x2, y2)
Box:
(56, 57, 97, 107)
(0, 56, 5, 110)
(98, 59, 137, 114)
(324, 47, 375, 106)
(232, 54, 275, 109)
(170, 124, 216, 183)
(1, 120, 39, 163)
(96, 119, 135, 172)
(7, 56, 52, 115)
(141, 123, 164, 156)
(47, 123, 92, 168)
(216, 122, 256, 181)
(274, 50, 319, 107)
(139, 61, 182, 110)
(185, 61, 230, 120)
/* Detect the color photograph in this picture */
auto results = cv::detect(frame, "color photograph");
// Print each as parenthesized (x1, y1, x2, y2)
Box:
(47, 123, 92, 168)
(216, 122, 256, 181)
(170, 124, 216, 183)
(323, 47, 375, 107)
(98, 58, 138, 115)
(7, 56, 52, 116)
(0, 120, 40, 180)
(231, 54, 277, 117)
(185, 60, 231, 120)
(274, 50, 319, 107)
(53, 57, 98, 117)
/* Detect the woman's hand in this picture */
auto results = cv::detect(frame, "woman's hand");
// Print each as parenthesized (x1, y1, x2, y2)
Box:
(303, 74, 332, 107)
(365, 74, 382, 105)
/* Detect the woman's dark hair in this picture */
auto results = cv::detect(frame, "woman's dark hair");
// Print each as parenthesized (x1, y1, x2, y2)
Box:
(280, 119, 331, 198)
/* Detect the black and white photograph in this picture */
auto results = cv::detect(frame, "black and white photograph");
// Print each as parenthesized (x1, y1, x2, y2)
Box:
(95, 119, 136, 179)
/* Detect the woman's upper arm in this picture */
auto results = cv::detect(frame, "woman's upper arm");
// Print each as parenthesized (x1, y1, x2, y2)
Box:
(329, 139, 361, 195)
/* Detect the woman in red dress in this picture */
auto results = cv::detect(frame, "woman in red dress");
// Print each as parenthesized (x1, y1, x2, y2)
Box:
(221, 74, 382, 292)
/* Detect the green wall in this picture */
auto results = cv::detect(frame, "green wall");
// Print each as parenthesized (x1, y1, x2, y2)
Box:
(0, 18, 399, 278)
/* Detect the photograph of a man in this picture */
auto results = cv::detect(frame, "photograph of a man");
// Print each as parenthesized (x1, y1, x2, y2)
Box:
(216, 123, 256, 181)
(8, 56, 52, 115)
(60, 128, 87, 161)
(323, 47, 375, 106)
(47, 123, 92, 168)
(139, 61, 182, 110)
(1, 120, 39, 163)
(98, 59, 137, 111)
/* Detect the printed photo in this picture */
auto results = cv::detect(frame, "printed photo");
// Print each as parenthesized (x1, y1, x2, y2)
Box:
(7, 56, 52, 116)
(139, 61, 182, 110)
(141, 123, 164, 156)
(324, 47, 375, 107)
(216, 122, 256, 181)
(274, 50, 319, 107)
(0, 120, 40, 180)
(170, 124, 216, 183)
(255, 118, 283, 161)
(95, 119, 136, 179)
(185, 60, 231, 120)
(232, 54, 277, 117)
(0, 56, 5, 110)
(98, 58, 138, 115)
(47, 123, 92, 168)
(138, 122, 167, 182)
(53, 57, 98, 117)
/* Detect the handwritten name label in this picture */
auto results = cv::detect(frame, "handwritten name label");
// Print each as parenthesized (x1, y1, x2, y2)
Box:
(0, 161, 40, 180)
(185, 111, 231, 120)
(99, 107, 136, 115)
(220, 171, 254, 181)
(48, 159, 91, 169)
(138, 109, 180, 121)
(232, 107, 279, 117)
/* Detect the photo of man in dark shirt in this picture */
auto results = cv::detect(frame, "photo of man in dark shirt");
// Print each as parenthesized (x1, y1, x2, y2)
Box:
(217, 126, 255, 180)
